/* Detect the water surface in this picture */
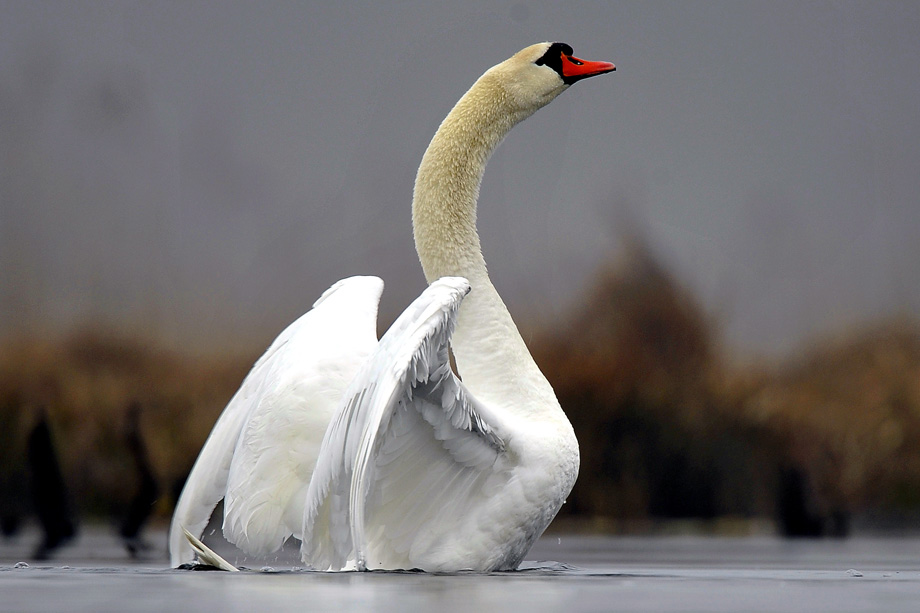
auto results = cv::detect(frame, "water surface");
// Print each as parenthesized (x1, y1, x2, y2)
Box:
(2, 528, 918, 612)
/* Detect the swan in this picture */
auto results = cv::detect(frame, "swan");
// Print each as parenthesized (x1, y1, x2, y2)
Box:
(169, 42, 615, 572)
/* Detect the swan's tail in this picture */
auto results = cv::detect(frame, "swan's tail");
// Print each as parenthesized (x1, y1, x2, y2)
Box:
(181, 527, 239, 572)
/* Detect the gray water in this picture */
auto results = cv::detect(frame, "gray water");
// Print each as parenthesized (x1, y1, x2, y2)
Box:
(2, 527, 919, 612)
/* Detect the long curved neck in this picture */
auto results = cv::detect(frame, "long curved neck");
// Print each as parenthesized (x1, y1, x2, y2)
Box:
(412, 72, 558, 414)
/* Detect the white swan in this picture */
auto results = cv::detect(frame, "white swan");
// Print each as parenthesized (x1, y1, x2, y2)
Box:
(169, 42, 615, 572)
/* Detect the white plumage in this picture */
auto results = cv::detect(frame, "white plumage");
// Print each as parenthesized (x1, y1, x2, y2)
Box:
(168, 276, 382, 563)
(169, 42, 614, 571)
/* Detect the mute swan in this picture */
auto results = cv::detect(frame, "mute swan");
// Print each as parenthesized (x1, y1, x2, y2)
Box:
(169, 42, 615, 572)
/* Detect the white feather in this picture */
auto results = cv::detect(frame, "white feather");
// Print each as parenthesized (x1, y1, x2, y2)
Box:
(182, 527, 239, 572)
(302, 277, 570, 571)
(168, 276, 382, 566)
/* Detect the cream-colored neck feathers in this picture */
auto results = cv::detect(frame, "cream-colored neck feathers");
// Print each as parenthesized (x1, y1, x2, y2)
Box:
(411, 46, 567, 415)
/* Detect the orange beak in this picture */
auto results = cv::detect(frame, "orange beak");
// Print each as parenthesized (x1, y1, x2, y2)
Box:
(561, 54, 616, 81)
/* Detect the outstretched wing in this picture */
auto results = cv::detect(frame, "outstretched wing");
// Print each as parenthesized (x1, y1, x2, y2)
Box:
(301, 277, 510, 571)
(168, 276, 383, 567)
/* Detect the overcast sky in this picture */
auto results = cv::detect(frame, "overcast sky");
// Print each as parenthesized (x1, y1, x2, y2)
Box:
(1, 1, 918, 356)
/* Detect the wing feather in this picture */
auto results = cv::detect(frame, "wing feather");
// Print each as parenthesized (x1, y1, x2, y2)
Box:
(301, 276, 511, 571)
(168, 276, 383, 566)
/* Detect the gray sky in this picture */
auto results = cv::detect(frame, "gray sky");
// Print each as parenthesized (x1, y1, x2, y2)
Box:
(2, 1, 918, 356)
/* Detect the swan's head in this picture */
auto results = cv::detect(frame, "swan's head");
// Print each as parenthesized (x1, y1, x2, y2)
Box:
(489, 42, 615, 111)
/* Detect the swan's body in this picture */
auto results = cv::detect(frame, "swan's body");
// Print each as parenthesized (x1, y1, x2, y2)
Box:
(169, 42, 614, 571)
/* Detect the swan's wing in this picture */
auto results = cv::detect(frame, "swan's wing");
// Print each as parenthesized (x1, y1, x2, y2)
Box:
(301, 276, 508, 571)
(168, 276, 383, 567)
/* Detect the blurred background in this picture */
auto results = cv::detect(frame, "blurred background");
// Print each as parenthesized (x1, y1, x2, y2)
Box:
(2, 1, 919, 557)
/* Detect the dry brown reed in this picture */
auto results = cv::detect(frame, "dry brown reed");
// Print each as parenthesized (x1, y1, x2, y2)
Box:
(535, 239, 920, 529)
(0, 330, 253, 518)
(2, 246, 918, 530)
